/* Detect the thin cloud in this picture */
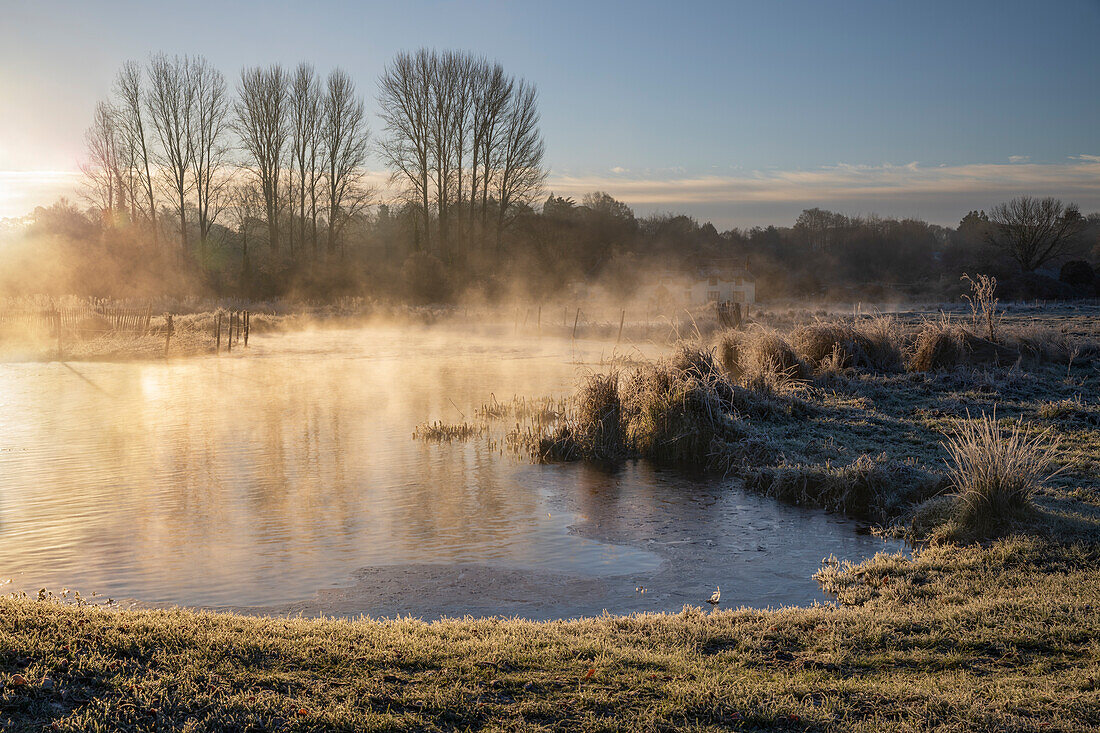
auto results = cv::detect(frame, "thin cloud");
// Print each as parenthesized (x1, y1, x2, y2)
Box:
(546, 158, 1100, 206)
(5, 157, 1100, 225)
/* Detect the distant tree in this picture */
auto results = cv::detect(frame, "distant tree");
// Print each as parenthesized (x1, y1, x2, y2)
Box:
(187, 56, 231, 265)
(320, 68, 371, 256)
(494, 80, 546, 252)
(288, 64, 323, 258)
(794, 208, 848, 252)
(113, 61, 158, 244)
(958, 209, 989, 236)
(469, 61, 511, 232)
(79, 101, 125, 218)
(988, 196, 1086, 271)
(234, 65, 290, 252)
(146, 54, 195, 255)
(582, 191, 634, 222)
(378, 51, 434, 254)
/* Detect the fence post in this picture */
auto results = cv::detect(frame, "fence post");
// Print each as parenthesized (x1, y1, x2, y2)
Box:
(617, 309, 625, 345)
(165, 314, 173, 356)
(216, 312, 222, 353)
(244, 311, 249, 347)
(54, 308, 62, 359)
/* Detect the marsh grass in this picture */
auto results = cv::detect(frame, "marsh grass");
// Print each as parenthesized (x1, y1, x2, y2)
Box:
(527, 345, 807, 468)
(412, 421, 485, 441)
(744, 455, 945, 524)
(942, 413, 1060, 534)
(713, 328, 808, 384)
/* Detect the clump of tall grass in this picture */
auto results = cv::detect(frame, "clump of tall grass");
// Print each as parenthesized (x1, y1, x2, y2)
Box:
(530, 345, 792, 468)
(793, 323, 871, 368)
(476, 395, 566, 422)
(790, 316, 904, 374)
(909, 318, 971, 371)
(942, 413, 1059, 533)
(713, 328, 807, 384)
(855, 315, 905, 371)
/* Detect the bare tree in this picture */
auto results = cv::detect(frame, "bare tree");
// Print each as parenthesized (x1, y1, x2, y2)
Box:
(448, 53, 475, 217)
(288, 64, 323, 259)
(80, 101, 125, 217)
(426, 51, 463, 261)
(114, 61, 158, 244)
(235, 65, 290, 253)
(147, 53, 194, 255)
(187, 56, 231, 266)
(494, 80, 546, 251)
(988, 196, 1087, 271)
(469, 60, 511, 231)
(378, 50, 433, 252)
(320, 68, 371, 255)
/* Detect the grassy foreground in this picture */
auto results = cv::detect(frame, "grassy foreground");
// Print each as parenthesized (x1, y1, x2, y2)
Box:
(2, 535, 1098, 731)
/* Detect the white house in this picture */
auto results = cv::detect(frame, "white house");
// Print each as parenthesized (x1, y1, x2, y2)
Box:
(685, 264, 755, 305)
(642, 261, 755, 307)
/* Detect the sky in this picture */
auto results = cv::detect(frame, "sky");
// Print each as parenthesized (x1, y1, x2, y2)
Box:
(1, 0, 1098, 227)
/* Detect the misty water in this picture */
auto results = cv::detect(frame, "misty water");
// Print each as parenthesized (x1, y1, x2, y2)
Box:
(0, 325, 899, 619)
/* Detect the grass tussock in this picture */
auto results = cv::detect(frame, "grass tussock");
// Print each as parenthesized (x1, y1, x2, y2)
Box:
(940, 414, 1059, 536)
(792, 323, 874, 369)
(553, 372, 626, 462)
(909, 320, 973, 371)
(713, 328, 808, 384)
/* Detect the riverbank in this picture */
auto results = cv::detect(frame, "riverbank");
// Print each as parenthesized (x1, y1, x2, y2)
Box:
(2, 533, 1097, 731)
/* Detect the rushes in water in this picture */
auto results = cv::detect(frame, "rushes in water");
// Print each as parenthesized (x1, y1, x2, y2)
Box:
(942, 413, 1059, 531)
(413, 421, 485, 442)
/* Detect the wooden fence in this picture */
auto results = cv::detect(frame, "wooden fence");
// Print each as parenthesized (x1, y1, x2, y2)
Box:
(0, 304, 153, 336)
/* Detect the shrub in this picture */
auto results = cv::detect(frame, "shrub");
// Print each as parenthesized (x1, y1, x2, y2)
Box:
(401, 252, 450, 304)
(1059, 260, 1095, 288)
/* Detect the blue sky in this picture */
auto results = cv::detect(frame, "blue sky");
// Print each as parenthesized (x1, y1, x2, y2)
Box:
(1, 0, 1098, 225)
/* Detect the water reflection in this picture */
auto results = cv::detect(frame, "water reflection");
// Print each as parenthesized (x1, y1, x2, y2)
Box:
(0, 326, 896, 614)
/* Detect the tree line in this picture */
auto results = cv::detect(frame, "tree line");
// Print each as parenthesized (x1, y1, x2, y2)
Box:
(42, 48, 1100, 303)
(79, 49, 546, 291)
